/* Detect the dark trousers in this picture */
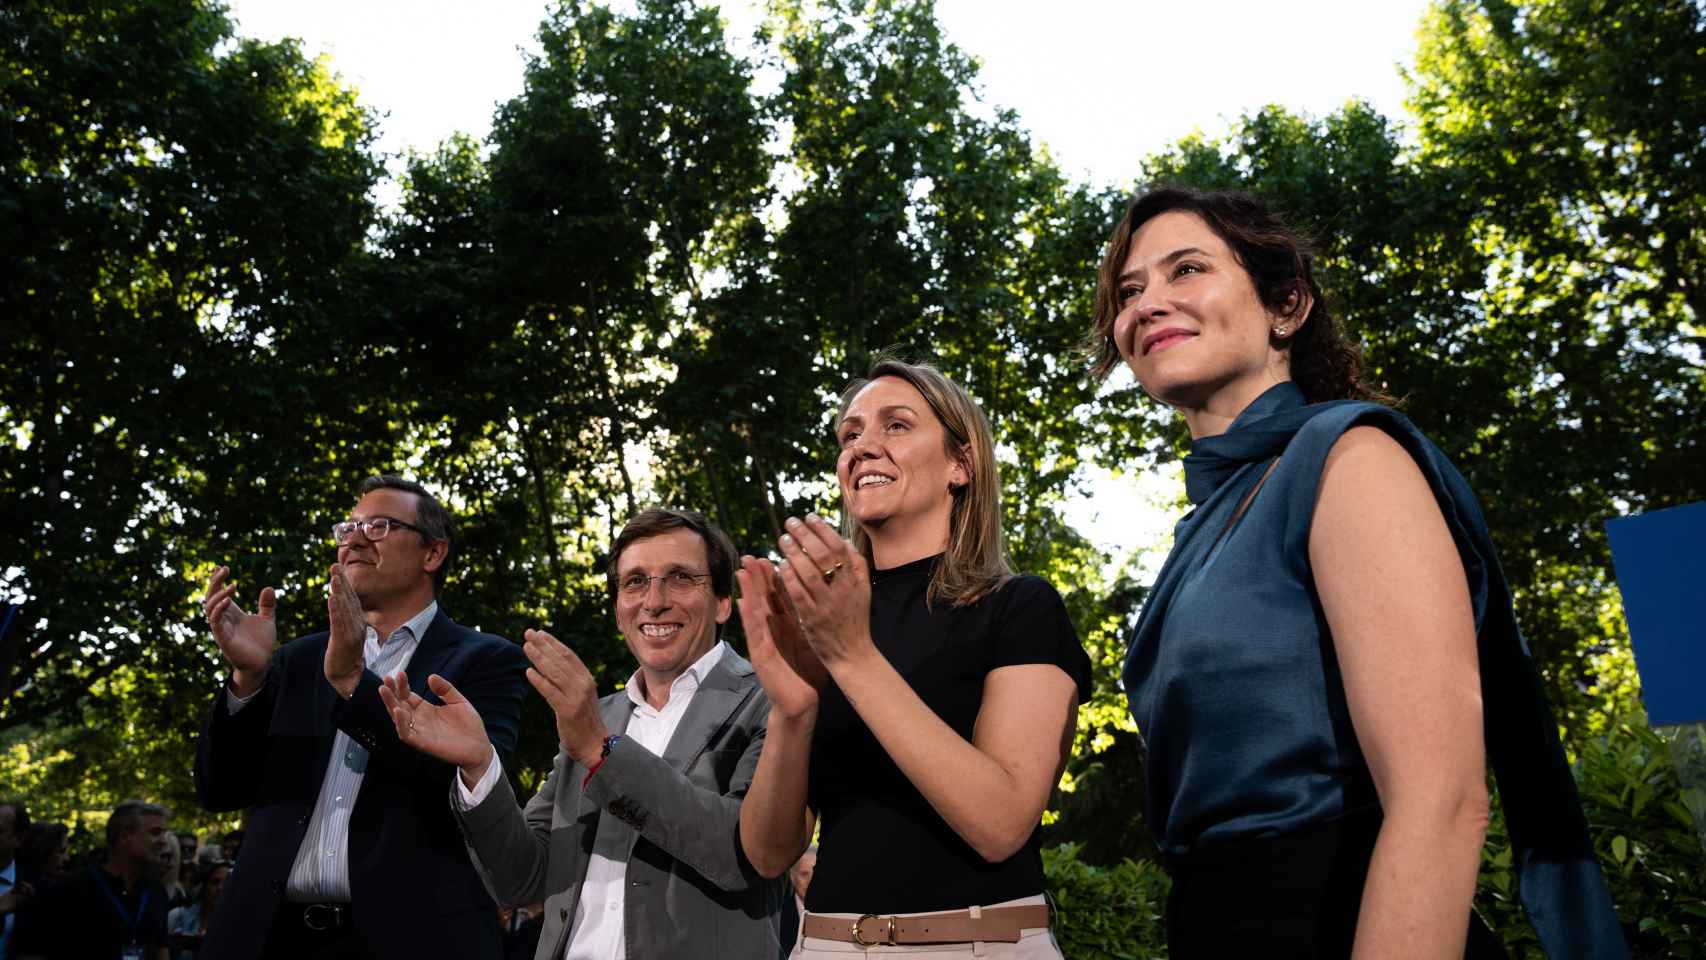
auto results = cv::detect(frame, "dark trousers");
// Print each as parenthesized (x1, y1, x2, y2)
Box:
(258, 901, 370, 960)
(1164, 809, 1509, 959)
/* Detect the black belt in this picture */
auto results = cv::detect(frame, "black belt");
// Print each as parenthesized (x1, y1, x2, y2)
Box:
(277, 900, 353, 933)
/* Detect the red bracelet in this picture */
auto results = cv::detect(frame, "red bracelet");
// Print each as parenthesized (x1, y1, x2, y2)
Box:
(581, 735, 622, 787)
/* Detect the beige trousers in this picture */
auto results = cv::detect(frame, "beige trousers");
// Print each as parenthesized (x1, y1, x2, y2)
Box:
(792, 895, 1063, 959)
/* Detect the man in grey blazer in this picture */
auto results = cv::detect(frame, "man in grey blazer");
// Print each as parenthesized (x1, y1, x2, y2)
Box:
(377, 507, 780, 959)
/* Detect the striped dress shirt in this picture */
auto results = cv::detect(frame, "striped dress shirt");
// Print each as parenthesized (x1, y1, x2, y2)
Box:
(228, 600, 437, 902)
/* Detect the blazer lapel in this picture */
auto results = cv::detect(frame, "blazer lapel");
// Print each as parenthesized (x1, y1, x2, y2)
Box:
(404, 610, 461, 697)
(660, 648, 758, 772)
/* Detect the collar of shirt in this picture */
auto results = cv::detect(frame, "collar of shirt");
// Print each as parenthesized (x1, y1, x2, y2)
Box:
(624, 640, 727, 715)
(363, 599, 438, 665)
(1, 857, 13, 885)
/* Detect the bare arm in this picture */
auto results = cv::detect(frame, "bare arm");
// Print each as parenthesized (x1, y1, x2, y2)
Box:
(1310, 426, 1489, 960)
(830, 654, 1077, 863)
(778, 515, 1078, 864)
(735, 556, 821, 878)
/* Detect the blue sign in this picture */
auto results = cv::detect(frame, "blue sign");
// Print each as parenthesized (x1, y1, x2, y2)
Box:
(1606, 501, 1706, 727)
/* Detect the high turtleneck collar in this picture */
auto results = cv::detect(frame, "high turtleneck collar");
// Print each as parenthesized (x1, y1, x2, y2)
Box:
(870, 552, 940, 585)
(1180, 382, 1315, 504)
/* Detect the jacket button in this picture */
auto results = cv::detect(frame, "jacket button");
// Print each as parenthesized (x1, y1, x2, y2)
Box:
(298, 815, 310, 826)
(271, 880, 285, 894)
(560, 907, 569, 919)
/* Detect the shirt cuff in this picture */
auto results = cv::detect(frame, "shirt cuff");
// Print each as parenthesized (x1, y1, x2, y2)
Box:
(225, 681, 259, 713)
(453, 745, 503, 808)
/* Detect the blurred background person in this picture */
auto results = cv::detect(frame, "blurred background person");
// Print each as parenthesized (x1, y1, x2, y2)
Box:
(17, 823, 69, 890)
(159, 838, 189, 911)
(12, 800, 173, 960)
(176, 835, 199, 876)
(0, 801, 32, 960)
(216, 831, 241, 867)
(167, 862, 229, 960)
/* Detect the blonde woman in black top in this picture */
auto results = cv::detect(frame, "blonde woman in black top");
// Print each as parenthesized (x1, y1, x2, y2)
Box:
(737, 358, 1091, 958)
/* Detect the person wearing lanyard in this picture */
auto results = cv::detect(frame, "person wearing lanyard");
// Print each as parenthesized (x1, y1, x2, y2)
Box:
(11, 801, 173, 960)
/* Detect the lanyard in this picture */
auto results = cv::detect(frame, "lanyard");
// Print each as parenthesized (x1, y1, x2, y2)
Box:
(88, 866, 150, 940)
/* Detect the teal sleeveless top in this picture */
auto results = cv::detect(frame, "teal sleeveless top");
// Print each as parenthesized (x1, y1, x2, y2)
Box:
(1123, 382, 1625, 958)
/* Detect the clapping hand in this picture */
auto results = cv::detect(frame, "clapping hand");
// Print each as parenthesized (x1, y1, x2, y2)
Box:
(323, 563, 367, 699)
(203, 565, 277, 698)
(522, 629, 609, 768)
(775, 515, 874, 667)
(736, 554, 828, 720)
(379, 672, 494, 786)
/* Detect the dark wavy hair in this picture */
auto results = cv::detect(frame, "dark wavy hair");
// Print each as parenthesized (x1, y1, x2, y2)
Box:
(1086, 187, 1390, 404)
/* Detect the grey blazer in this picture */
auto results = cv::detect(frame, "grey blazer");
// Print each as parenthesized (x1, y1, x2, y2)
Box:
(454, 646, 781, 960)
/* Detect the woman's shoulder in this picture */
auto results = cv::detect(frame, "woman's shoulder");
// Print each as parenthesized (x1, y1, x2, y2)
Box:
(987, 572, 1067, 610)
(1293, 400, 1424, 447)
(1277, 401, 1449, 482)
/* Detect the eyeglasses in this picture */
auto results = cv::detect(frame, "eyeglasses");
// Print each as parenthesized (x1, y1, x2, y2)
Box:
(617, 571, 711, 596)
(332, 516, 432, 545)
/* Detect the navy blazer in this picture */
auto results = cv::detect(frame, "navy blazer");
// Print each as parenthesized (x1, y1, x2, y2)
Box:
(195, 609, 529, 960)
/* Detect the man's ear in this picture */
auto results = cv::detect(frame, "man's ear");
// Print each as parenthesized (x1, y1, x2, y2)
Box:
(422, 539, 449, 574)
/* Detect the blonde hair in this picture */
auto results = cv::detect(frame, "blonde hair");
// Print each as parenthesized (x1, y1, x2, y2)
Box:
(835, 358, 1010, 607)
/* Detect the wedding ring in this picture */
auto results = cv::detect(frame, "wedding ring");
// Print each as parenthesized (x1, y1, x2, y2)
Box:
(822, 561, 845, 583)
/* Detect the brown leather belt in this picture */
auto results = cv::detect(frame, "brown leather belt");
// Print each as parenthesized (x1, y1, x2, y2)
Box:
(801, 904, 1051, 945)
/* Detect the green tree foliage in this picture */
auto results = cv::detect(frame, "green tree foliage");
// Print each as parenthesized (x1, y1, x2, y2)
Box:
(1, 0, 388, 823)
(4, 5, 1702, 929)
(1041, 842, 1170, 958)
(1130, 0, 1706, 739)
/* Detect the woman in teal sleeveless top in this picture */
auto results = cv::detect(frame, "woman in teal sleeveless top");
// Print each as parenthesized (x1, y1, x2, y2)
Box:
(1085, 188, 1625, 958)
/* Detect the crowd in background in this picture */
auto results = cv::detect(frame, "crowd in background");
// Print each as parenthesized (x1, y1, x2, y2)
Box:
(0, 798, 814, 960)
(0, 798, 249, 960)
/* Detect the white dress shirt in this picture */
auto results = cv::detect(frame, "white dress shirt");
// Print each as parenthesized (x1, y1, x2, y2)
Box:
(229, 600, 437, 902)
(456, 640, 728, 960)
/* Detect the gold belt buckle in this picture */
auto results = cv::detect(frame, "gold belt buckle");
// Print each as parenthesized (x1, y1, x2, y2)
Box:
(851, 914, 898, 946)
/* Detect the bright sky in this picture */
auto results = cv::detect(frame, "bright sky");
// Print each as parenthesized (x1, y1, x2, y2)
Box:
(222, 0, 1436, 570)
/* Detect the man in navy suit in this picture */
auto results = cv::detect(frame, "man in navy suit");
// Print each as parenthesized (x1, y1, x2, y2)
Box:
(195, 475, 528, 960)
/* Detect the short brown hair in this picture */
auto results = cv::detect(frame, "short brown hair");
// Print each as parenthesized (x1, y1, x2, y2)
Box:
(607, 507, 737, 600)
(358, 474, 455, 593)
(1087, 187, 1390, 404)
(836, 358, 1011, 607)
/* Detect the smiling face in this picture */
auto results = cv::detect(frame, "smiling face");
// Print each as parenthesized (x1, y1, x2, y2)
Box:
(337, 486, 446, 616)
(1112, 210, 1299, 433)
(613, 528, 731, 691)
(836, 376, 968, 551)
